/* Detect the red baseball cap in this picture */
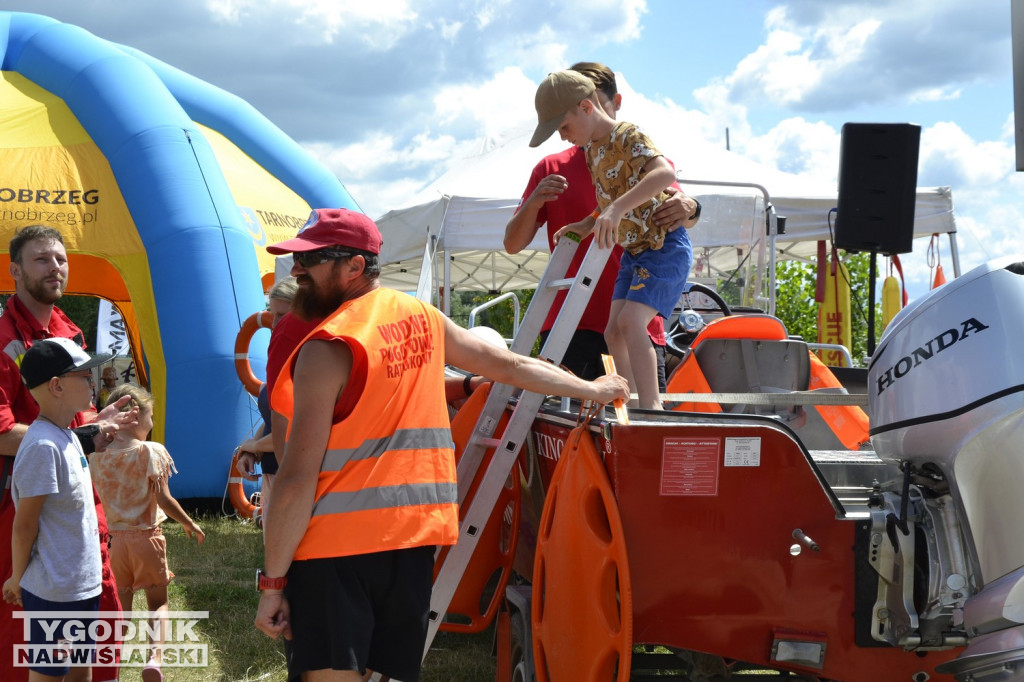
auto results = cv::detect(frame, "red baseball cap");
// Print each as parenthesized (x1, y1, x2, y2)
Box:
(266, 208, 383, 256)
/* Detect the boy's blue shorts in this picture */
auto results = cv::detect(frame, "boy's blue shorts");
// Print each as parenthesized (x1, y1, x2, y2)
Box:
(20, 589, 100, 675)
(613, 229, 692, 319)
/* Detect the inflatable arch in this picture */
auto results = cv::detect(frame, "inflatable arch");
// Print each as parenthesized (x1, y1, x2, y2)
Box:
(0, 12, 358, 497)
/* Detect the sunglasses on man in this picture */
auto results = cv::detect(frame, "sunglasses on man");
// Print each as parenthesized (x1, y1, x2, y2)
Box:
(292, 248, 353, 268)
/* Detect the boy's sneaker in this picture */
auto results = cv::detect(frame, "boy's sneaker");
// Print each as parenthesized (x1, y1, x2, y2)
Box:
(142, 658, 163, 682)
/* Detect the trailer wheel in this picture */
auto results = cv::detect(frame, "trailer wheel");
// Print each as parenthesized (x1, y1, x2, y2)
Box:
(510, 612, 529, 682)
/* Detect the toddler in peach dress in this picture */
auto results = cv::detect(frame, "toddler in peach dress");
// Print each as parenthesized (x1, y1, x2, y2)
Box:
(91, 385, 204, 682)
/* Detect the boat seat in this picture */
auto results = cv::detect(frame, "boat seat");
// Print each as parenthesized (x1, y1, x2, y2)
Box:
(687, 337, 811, 424)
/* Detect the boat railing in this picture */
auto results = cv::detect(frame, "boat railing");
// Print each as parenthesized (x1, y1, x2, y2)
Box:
(468, 290, 520, 343)
(806, 342, 855, 368)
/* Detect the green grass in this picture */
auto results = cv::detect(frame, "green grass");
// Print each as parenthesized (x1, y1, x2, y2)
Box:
(421, 628, 496, 682)
(114, 514, 495, 681)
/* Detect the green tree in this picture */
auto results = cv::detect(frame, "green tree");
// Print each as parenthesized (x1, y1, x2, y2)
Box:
(774, 259, 819, 346)
(774, 252, 883, 367)
(448, 289, 538, 354)
(57, 295, 101, 349)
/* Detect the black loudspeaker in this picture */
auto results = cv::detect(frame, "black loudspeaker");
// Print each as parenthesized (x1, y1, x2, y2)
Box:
(835, 123, 920, 255)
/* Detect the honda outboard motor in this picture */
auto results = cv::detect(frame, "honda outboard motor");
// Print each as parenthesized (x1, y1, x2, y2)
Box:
(868, 257, 1024, 680)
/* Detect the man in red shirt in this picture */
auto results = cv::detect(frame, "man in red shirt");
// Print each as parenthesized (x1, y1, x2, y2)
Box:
(505, 62, 701, 384)
(0, 225, 126, 682)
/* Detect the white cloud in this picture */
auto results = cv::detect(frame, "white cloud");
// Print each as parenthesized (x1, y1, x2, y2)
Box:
(204, 0, 418, 45)
(908, 87, 963, 104)
(1002, 113, 1017, 141)
(483, 25, 571, 75)
(920, 121, 1013, 187)
(431, 67, 537, 138)
(436, 19, 463, 42)
(723, 0, 1008, 112)
(741, 117, 841, 184)
(726, 14, 881, 109)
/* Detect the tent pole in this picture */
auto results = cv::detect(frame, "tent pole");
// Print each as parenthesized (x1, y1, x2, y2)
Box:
(948, 231, 962, 278)
(868, 250, 878, 357)
(444, 245, 452, 316)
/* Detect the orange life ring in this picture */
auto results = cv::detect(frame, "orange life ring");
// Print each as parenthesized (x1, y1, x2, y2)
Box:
(234, 311, 273, 397)
(227, 449, 260, 520)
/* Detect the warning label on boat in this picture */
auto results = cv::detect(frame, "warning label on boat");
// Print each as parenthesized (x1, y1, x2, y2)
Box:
(660, 438, 720, 496)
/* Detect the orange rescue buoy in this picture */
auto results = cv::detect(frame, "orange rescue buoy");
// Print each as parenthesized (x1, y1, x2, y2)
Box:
(234, 311, 273, 397)
(227, 449, 260, 520)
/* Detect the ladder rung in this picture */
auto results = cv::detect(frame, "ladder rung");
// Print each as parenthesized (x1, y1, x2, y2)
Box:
(547, 277, 576, 290)
(470, 436, 502, 449)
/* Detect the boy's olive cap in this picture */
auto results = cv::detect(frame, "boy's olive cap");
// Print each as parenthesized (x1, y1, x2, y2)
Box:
(530, 70, 596, 148)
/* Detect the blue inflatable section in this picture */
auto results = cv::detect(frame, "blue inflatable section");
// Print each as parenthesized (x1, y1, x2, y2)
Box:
(1, 12, 358, 497)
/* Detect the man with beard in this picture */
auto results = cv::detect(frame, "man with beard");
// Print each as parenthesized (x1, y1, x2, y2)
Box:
(253, 209, 629, 681)
(0, 225, 127, 682)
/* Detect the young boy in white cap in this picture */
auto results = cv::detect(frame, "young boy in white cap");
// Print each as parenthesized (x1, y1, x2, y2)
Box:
(530, 69, 693, 410)
(1, 338, 111, 682)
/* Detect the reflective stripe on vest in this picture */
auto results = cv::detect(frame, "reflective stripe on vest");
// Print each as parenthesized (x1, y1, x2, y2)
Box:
(312, 481, 458, 517)
(322, 427, 454, 471)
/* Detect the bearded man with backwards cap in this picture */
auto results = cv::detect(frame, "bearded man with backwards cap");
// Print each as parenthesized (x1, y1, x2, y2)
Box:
(253, 208, 630, 681)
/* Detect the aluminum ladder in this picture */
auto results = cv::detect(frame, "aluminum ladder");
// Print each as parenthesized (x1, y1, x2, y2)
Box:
(424, 233, 614, 657)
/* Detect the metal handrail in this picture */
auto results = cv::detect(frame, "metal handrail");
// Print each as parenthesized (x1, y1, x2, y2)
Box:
(807, 342, 854, 368)
(468, 291, 520, 339)
(676, 177, 779, 316)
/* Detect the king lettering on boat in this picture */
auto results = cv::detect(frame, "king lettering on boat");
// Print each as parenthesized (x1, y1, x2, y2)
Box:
(875, 317, 990, 396)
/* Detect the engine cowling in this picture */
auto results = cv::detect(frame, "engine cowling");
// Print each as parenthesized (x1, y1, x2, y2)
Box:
(868, 257, 1024, 585)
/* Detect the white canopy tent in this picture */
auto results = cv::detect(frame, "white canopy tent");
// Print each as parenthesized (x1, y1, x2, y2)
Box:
(373, 126, 958, 313)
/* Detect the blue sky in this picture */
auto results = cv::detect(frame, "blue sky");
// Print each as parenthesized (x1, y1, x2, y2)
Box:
(4, 0, 1020, 298)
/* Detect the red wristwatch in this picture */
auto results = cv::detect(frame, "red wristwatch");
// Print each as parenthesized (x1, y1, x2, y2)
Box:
(256, 569, 287, 591)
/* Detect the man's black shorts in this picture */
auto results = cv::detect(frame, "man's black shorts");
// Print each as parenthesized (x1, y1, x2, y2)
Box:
(284, 546, 435, 682)
(540, 328, 668, 390)
(539, 329, 608, 380)
(260, 452, 279, 475)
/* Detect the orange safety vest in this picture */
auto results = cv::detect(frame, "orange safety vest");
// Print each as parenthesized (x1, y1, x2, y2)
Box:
(274, 288, 458, 560)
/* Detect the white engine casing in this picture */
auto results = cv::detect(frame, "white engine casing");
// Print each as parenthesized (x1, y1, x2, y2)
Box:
(869, 257, 1024, 583)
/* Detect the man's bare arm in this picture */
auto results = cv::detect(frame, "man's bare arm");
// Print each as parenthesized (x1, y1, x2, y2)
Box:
(504, 174, 568, 254)
(654, 186, 700, 231)
(0, 424, 28, 457)
(442, 317, 629, 404)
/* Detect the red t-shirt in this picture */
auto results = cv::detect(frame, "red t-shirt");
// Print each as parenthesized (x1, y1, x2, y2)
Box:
(267, 311, 359, 423)
(266, 311, 316, 398)
(515, 146, 666, 344)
